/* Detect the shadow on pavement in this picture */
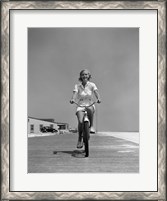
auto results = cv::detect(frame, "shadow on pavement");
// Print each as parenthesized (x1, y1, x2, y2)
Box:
(53, 150, 86, 158)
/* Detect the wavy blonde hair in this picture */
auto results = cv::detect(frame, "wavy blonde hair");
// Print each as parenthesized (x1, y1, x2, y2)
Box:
(78, 69, 92, 82)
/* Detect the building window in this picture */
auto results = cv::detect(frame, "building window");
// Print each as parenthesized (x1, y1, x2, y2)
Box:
(59, 125, 66, 130)
(40, 124, 43, 131)
(30, 124, 34, 133)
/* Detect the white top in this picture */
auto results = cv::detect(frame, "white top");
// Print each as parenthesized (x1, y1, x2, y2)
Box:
(73, 81, 98, 106)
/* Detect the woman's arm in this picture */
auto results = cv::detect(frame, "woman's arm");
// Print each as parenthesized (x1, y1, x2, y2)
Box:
(94, 90, 101, 103)
(70, 91, 77, 104)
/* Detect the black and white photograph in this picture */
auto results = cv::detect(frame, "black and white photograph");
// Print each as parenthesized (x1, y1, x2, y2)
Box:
(28, 28, 139, 173)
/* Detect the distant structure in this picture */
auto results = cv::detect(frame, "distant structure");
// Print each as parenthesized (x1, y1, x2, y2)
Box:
(55, 122, 69, 130)
(28, 117, 69, 136)
(39, 119, 69, 130)
(39, 118, 55, 122)
(38, 118, 69, 130)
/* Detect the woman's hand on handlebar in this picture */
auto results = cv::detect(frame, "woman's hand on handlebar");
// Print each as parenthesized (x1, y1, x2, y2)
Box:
(97, 99, 101, 104)
(70, 99, 75, 104)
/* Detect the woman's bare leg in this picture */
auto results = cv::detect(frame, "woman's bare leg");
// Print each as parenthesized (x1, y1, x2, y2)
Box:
(76, 111, 84, 148)
(87, 106, 95, 133)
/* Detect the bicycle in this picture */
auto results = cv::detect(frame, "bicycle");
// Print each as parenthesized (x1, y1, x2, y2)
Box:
(72, 101, 96, 157)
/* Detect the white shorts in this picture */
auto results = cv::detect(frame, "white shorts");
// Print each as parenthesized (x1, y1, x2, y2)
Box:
(76, 105, 95, 114)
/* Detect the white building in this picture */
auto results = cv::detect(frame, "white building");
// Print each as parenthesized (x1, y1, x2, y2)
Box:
(28, 117, 59, 135)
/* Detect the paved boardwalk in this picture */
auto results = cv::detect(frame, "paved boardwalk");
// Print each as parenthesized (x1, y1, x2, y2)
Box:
(28, 132, 139, 173)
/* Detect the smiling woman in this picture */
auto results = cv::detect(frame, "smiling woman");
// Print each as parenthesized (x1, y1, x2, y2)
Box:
(70, 69, 101, 148)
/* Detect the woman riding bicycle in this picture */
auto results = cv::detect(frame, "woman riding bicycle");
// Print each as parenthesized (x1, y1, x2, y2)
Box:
(70, 69, 101, 149)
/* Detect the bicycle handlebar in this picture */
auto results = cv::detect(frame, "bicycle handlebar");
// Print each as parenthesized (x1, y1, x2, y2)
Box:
(72, 101, 96, 108)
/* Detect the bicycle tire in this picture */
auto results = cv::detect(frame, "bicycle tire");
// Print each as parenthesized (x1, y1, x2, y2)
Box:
(83, 121, 89, 157)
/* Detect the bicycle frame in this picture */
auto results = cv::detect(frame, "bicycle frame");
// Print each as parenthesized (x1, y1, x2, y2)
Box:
(72, 101, 96, 157)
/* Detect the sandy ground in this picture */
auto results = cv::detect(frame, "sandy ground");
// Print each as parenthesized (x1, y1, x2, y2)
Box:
(28, 132, 139, 173)
(98, 132, 139, 144)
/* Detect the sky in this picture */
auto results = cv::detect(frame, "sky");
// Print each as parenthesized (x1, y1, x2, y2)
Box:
(28, 28, 139, 132)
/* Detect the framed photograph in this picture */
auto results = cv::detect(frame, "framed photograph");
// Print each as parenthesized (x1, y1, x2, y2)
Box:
(1, 0, 166, 200)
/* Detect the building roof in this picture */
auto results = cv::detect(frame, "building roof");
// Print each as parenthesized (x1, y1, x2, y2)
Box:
(28, 117, 68, 125)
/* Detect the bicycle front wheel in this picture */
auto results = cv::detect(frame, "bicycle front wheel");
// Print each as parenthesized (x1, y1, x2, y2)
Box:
(83, 121, 89, 157)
